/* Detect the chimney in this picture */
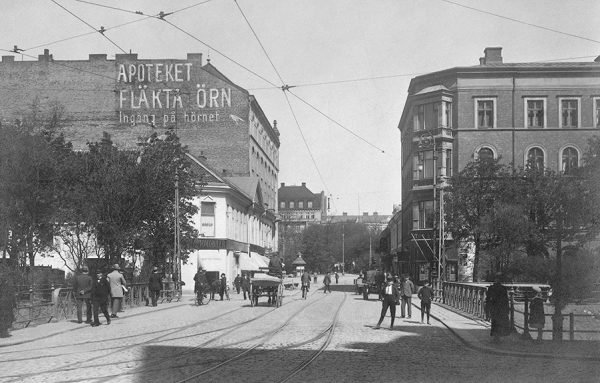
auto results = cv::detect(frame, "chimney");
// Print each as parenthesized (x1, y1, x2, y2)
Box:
(89, 54, 107, 61)
(373, 212, 378, 216)
(363, 212, 368, 216)
(481, 47, 502, 65)
(343, 212, 347, 216)
(187, 53, 203, 64)
(281, 182, 285, 187)
(38, 49, 53, 62)
(2, 56, 14, 63)
(301, 182, 306, 187)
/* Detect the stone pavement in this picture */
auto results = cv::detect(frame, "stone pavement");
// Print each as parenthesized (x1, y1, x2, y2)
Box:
(1, 273, 599, 383)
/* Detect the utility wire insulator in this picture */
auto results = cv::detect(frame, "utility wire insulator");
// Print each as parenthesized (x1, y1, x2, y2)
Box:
(158, 11, 173, 19)
(98, 26, 106, 35)
(281, 85, 295, 92)
(13, 45, 23, 53)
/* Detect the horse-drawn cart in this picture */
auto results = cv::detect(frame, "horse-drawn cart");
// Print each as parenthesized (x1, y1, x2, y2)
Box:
(250, 273, 284, 308)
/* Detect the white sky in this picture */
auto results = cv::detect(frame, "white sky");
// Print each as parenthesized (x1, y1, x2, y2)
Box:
(3, 0, 600, 215)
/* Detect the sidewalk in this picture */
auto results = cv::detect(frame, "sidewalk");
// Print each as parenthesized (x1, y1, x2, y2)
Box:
(422, 297, 600, 361)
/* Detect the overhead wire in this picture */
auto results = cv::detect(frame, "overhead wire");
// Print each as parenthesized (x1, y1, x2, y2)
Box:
(282, 91, 330, 196)
(50, 0, 128, 54)
(439, 0, 600, 45)
(233, 0, 336, 194)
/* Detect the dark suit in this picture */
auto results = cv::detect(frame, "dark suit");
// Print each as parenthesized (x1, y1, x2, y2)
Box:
(91, 275, 111, 325)
(148, 272, 162, 306)
(241, 276, 250, 300)
(376, 282, 400, 328)
(73, 272, 93, 323)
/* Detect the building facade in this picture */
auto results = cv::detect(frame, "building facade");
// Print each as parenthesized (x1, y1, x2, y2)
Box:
(398, 47, 600, 283)
(0, 51, 280, 288)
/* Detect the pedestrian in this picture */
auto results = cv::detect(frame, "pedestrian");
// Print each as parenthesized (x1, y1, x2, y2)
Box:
(73, 265, 93, 324)
(323, 272, 332, 293)
(374, 276, 400, 329)
(91, 269, 111, 327)
(210, 279, 219, 300)
(107, 264, 127, 318)
(528, 286, 545, 341)
(242, 274, 251, 300)
(335, 271, 339, 284)
(234, 274, 242, 294)
(313, 272, 318, 284)
(400, 274, 415, 319)
(485, 273, 511, 342)
(268, 255, 283, 277)
(219, 273, 227, 301)
(417, 281, 434, 324)
(193, 267, 208, 305)
(148, 266, 162, 307)
(301, 270, 311, 298)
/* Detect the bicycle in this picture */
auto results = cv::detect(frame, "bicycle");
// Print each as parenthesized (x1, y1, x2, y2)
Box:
(301, 283, 310, 299)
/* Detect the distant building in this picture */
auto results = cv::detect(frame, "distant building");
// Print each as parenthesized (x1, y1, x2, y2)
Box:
(278, 182, 327, 229)
(397, 47, 600, 283)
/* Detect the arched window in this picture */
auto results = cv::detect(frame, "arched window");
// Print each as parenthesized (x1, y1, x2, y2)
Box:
(527, 147, 544, 171)
(561, 147, 578, 174)
(478, 147, 494, 160)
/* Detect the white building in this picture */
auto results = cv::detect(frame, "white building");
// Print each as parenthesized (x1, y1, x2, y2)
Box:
(180, 153, 278, 291)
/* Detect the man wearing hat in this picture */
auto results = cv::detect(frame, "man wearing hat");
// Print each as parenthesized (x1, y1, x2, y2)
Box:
(107, 263, 127, 318)
(73, 265, 93, 324)
(374, 276, 400, 329)
(148, 266, 163, 307)
(91, 269, 111, 326)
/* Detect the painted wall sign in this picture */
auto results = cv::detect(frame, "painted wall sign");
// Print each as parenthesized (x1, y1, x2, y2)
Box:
(115, 60, 245, 129)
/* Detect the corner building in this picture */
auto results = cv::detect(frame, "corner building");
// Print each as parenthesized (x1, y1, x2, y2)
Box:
(0, 51, 281, 289)
(398, 47, 600, 283)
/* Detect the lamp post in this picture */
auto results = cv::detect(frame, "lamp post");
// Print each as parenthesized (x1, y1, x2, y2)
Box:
(342, 223, 345, 275)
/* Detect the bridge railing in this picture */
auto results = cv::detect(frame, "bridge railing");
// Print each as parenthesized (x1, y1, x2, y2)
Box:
(434, 281, 600, 341)
(11, 282, 160, 329)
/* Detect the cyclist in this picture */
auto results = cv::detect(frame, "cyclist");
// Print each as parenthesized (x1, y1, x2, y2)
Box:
(301, 270, 311, 299)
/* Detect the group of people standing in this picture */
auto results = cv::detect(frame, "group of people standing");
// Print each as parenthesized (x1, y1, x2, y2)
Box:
(374, 274, 435, 329)
(72, 264, 127, 327)
(193, 268, 252, 304)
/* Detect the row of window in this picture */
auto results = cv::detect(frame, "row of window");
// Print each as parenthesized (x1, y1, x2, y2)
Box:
(280, 200, 314, 209)
(413, 98, 600, 131)
(413, 149, 453, 181)
(476, 97, 600, 129)
(280, 212, 316, 220)
(476, 145, 580, 173)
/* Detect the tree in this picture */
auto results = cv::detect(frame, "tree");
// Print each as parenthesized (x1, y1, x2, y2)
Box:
(0, 118, 70, 267)
(445, 158, 512, 281)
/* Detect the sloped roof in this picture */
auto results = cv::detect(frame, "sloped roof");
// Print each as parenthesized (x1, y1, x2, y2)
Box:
(201, 62, 247, 93)
(292, 255, 307, 265)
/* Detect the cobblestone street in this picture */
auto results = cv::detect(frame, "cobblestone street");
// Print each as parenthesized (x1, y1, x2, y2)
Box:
(1, 275, 599, 383)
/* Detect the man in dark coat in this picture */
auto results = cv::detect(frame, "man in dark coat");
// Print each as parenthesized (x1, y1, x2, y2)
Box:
(193, 268, 208, 305)
(91, 270, 111, 326)
(219, 273, 227, 301)
(374, 276, 400, 329)
(323, 272, 332, 293)
(268, 256, 283, 277)
(73, 265, 93, 323)
(301, 270, 311, 298)
(241, 274, 251, 300)
(148, 266, 162, 307)
(486, 274, 511, 341)
(400, 275, 415, 318)
(233, 274, 242, 294)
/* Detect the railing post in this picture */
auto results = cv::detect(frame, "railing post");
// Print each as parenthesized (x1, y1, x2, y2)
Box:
(509, 290, 515, 331)
(521, 296, 531, 340)
(569, 313, 574, 341)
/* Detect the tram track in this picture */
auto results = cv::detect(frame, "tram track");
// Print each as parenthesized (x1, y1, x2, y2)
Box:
(170, 292, 348, 383)
(2, 288, 311, 382)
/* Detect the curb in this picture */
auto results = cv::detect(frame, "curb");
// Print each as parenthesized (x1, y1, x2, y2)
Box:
(422, 301, 600, 362)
